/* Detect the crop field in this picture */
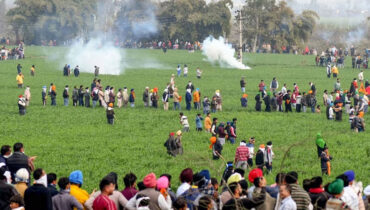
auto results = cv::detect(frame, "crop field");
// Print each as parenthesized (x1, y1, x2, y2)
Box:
(0, 47, 369, 191)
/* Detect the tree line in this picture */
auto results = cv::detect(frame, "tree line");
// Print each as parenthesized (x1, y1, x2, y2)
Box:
(5, 0, 318, 50)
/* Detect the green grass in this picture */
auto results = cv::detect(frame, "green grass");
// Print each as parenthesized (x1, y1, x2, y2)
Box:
(0, 47, 369, 191)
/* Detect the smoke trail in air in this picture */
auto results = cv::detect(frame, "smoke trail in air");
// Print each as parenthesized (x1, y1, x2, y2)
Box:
(202, 36, 251, 70)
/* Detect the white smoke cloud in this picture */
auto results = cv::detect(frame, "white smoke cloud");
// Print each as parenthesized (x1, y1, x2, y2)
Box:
(65, 38, 123, 75)
(202, 36, 251, 70)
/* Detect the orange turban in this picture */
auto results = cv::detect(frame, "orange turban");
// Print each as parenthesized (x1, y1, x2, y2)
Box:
(209, 137, 217, 149)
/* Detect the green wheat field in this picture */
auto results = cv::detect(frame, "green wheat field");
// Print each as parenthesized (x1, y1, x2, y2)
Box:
(1, 47, 369, 191)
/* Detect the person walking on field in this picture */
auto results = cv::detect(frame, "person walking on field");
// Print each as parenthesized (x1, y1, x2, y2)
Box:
(320, 147, 332, 176)
(234, 140, 249, 170)
(195, 113, 203, 131)
(50, 83, 57, 106)
(173, 88, 181, 110)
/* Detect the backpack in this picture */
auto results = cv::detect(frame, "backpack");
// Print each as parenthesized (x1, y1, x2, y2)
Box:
(63, 90, 68, 98)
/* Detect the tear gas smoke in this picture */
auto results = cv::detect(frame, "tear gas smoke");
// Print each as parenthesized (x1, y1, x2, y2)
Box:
(202, 36, 251, 70)
(66, 38, 122, 75)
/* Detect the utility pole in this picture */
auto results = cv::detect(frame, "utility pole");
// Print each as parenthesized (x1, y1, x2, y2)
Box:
(238, 10, 243, 63)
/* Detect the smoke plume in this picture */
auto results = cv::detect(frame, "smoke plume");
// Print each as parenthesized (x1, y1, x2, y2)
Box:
(65, 38, 123, 75)
(202, 36, 251, 70)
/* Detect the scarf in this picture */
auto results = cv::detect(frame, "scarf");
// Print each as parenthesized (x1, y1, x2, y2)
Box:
(35, 174, 47, 187)
(309, 188, 324, 194)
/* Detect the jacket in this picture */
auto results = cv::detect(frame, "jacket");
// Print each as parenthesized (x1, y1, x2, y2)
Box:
(289, 184, 311, 210)
(253, 187, 276, 210)
(6, 152, 29, 183)
(204, 117, 212, 130)
(0, 180, 18, 210)
(309, 188, 331, 210)
(85, 190, 127, 210)
(24, 184, 53, 210)
(52, 190, 83, 210)
(69, 184, 89, 207)
(193, 91, 200, 102)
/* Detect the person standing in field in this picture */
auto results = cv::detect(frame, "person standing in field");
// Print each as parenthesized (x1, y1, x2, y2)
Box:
(255, 144, 265, 171)
(109, 87, 115, 105)
(179, 112, 190, 132)
(94, 66, 99, 77)
(246, 137, 255, 167)
(270, 77, 279, 93)
(234, 140, 249, 170)
(332, 65, 338, 78)
(193, 88, 200, 110)
(326, 63, 331, 78)
(91, 88, 99, 108)
(116, 88, 123, 108)
(211, 117, 218, 137)
(240, 77, 246, 93)
(24, 86, 31, 106)
(358, 70, 364, 82)
(185, 89, 192, 111)
(264, 141, 274, 174)
(151, 88, 159, 108)
(241, 93, 248, 108)
(204, 112, 212, 132)
(196, 67, 202, 79)
(16, 73, 24, 88)
(143, 87, 149, 107)
(122, 87, 129, 107)
(175, 130, 183, 155)
(72, 86, 78, 107)
(215, 90, 222, 111)
(84, 87, 90, 107)
(42, 86, 47, 106)
(162, 89, 169, 110)
(30, 65, 35, 76)
(73, 65, 80, 77)
(203, 96, 210, 114)
(63, 85, 69, 106)
(258, 80, 265, 97)
(106, 103, 115, 125)
(17, 64, 22, 74)
(49, 83, 57, 106)
(177, 65, 181, 77)
(78, 85, 84, 106)
(183, 64, 188, 77)
(195, 113, 203, 131)
(284, 90, 292, 112)
(164, 132, 177, 156)
(129, 89, 135, 108)
(18, 95, 26, 115)
(173, 88, 181, 110)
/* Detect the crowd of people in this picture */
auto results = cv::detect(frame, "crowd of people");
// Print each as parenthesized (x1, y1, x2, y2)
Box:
(1, 42, 25, 60)
(250, 73, 368, 132)
(1, 142, 369, 210)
